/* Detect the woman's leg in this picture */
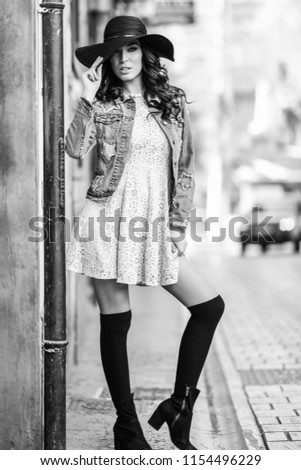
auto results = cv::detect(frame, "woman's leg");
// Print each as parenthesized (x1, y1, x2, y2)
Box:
(148, 255, 225, 449)
(92, 278, 131, 403)
(163, 254, 225, 393)
(91, 278, 151, 450)
(91, 277, 130, 315)
(162, 253, 219, 307)
(163, 254, 225, 391)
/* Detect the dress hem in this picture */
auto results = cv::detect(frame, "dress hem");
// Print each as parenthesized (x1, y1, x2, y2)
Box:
(66, 266, 178, 287)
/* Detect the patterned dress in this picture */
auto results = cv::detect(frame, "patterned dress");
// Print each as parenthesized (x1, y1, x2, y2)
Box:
(66, 95, 179, 286)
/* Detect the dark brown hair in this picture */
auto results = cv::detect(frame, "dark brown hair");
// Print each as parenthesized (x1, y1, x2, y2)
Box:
(95, 42, 186, 123)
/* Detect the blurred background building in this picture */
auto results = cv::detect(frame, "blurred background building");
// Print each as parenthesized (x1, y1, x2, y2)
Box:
(1, 0, 301, 449)
(224, 0, 301, 218)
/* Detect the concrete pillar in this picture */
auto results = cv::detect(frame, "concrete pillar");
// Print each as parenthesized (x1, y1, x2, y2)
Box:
(0, 0, 42, 449)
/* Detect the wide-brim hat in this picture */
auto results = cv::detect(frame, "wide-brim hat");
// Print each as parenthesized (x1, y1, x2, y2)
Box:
(75, 15, 174, 68)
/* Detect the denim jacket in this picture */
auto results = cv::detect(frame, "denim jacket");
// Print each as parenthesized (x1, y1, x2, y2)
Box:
(65, 91, 195, 233)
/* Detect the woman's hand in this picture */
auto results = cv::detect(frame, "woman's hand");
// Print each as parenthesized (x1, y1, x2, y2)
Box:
(170, 229, 188, 257)
(81, 56, 104, 104)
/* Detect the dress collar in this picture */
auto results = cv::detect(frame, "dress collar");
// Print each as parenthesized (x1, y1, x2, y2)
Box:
(114, 91, 161, 105)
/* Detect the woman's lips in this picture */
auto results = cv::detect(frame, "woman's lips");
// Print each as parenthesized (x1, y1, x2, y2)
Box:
(119, 67, 131, 74)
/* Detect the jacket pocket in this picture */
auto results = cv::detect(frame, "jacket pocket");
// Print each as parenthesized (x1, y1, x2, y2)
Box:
(95, 113, 122, 141)
(95, 113, 122, 162)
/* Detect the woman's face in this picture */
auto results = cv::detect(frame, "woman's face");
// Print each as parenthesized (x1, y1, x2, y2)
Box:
(110, 41, 143, 84)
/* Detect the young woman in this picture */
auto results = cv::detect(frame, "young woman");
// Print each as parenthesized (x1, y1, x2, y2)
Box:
(65, 15, 225, 450)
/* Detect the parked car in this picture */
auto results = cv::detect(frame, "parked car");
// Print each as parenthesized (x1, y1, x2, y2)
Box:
(239, 205, 301, 254)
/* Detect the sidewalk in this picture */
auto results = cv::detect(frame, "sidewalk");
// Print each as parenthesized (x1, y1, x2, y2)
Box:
(66, 275, 216, 450)
(66, 241, 301, 450)
(192, 241, 301, 450)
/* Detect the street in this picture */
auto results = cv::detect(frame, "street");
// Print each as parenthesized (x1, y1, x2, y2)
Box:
(66, 239, 301, 450)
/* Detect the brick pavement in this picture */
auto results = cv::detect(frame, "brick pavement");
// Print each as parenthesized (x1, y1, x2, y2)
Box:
(245, 385, 301, 449)
(194, 245, 301, 450)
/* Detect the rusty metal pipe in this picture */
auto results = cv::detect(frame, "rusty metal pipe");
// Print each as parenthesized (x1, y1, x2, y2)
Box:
(40, 0, 67, 450)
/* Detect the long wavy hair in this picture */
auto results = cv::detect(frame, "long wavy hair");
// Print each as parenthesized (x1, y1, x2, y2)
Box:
(96, 42, 186, 123)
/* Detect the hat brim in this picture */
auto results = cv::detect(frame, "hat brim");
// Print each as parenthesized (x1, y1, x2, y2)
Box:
(75, 34, 174, 68)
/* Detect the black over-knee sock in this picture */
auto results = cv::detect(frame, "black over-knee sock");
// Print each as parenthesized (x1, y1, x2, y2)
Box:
(100, 310, 132, 405)
(174, 295, 225, 397)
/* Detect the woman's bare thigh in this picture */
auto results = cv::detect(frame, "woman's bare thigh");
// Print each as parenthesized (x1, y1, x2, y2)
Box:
(162, 254, 219, 308)
(91, 278, 130, 315)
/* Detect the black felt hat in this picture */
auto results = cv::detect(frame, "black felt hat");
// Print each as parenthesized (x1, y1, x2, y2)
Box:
(75, 15, 175, 67)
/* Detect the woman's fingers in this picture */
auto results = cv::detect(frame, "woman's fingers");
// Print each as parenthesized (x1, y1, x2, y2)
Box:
(81, 56, 103, 102)
(173, 239, 188, 256)
(87, 68, 99, 82)
(91, 56, 103, 71)
(172, 245, 183, 257)
(84, 56, 103, 82)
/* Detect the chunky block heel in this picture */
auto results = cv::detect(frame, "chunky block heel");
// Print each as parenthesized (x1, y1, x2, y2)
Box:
(148, 386, 200, 450)
(148, 406, 166, 430)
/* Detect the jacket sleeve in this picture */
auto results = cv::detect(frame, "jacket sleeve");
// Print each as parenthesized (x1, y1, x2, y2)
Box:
(169, 96, 195, 233)
(65, 97, 97, 159)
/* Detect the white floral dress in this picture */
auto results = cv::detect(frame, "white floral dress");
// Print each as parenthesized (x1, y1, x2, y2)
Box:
(66, 95, 179, 286)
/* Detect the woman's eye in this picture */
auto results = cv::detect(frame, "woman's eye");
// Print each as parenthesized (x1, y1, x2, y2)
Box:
(128, 46, 137, 52)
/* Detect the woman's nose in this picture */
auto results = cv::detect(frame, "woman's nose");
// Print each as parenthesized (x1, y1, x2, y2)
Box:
(120, 49, 128, 63)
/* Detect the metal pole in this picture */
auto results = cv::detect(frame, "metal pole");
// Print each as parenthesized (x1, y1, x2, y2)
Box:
(40, 1, 68, 450)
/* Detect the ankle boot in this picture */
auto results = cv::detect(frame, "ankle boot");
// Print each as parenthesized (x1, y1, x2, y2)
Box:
(148, 385, 200, 450)
(113, 393, 152, 450)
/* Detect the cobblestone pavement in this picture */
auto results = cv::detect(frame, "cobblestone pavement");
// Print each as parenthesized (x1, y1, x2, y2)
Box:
(66, 240, 301, 450)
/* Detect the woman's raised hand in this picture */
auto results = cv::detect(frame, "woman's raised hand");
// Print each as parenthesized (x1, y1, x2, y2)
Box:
(81, 56, 104, 104)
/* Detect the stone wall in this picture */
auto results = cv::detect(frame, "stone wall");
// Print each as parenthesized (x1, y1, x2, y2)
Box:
(0, 0, 42, 449)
